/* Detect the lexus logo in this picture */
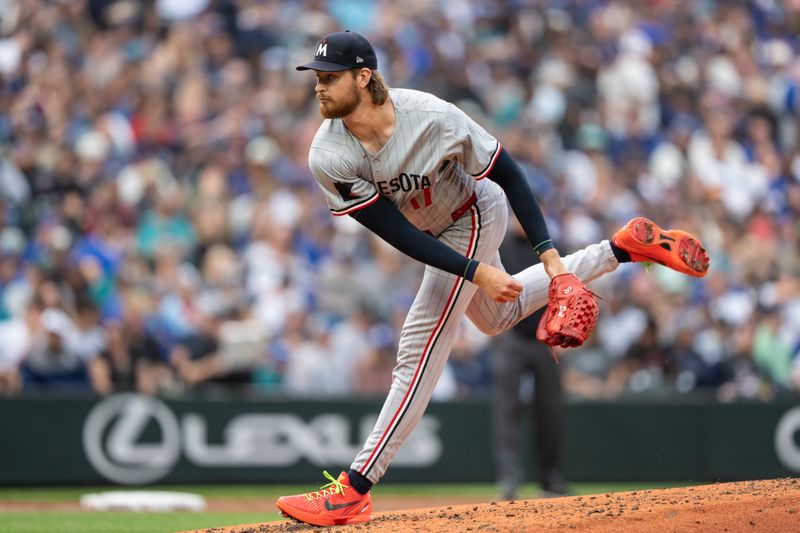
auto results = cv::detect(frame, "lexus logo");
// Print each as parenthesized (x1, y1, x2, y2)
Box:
(775, 406, 800, 473)
(82, 394, 181, 485)
(82, 394, 443, 485)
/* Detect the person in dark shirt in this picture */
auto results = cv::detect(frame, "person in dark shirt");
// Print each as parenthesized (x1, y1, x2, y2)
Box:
(493, 219, 568, 500)
(89, 290, 170, 395)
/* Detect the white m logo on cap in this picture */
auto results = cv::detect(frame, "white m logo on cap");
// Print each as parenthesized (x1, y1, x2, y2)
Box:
(316, 43, 328, 57)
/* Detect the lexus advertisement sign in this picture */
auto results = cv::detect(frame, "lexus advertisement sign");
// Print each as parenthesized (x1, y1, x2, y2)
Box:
(0, 395, 797, 485)
(81, 394, 443, 485)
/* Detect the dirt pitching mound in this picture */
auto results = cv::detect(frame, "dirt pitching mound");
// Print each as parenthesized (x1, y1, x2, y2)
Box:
(194, 478, 800, 533)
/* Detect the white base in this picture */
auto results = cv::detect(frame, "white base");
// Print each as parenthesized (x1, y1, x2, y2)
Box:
(79, 491, 207, 512)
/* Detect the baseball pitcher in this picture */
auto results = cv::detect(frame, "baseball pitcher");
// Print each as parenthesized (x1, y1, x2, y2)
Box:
(277, 31, 709, 527)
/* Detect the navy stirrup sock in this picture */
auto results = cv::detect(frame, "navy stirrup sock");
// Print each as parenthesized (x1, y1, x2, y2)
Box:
(610, 242, 631, 263)
(347, 469, 373, 494)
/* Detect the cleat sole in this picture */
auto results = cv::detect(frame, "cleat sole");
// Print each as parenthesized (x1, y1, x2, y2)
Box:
(614, 217, 709, 277)
(679, 237, 709, 275)
(632, 219, 655, 244)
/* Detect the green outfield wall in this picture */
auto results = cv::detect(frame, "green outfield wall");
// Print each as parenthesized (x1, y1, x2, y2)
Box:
(0, 394, 798, 485)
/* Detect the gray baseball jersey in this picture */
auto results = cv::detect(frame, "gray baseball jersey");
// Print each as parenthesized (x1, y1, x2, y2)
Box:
(308, 88, 619, 483)
(309, 88, 501, 236)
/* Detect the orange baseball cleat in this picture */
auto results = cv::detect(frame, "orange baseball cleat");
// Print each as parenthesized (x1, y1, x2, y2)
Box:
(276, 471, 372, 526)
(612, 217, 709, 277)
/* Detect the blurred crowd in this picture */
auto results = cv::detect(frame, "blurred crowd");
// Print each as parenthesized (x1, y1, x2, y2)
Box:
(0, 0, 799, 401)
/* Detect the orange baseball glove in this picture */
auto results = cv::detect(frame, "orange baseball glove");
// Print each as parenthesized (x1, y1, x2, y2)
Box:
(536, 273, 600, 349)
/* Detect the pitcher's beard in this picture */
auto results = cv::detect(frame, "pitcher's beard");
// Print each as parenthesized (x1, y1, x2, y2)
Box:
(320, 90, 362, 119)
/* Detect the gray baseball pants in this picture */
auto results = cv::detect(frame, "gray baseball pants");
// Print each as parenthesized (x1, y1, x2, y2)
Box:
(352, 179, 618, 482)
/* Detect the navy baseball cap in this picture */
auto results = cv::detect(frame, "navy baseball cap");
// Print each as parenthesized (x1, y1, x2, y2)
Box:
(296, 30, 377, 72)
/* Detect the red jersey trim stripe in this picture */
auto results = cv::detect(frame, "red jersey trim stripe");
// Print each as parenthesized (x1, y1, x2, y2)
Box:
(330, 192, 381, 216)
(471, 143, 503, 180)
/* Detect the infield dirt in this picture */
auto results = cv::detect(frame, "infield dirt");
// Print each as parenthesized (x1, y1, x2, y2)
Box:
(191, 478, 800, 533)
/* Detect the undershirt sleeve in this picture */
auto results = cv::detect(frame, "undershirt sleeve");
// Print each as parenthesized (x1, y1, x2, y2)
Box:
(351, 196, 480, 281)
(487, 148, 555, 255)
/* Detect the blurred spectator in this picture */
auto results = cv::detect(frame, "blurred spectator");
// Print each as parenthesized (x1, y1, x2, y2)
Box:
(20, 306, 88, 391)
(447, 321, 493, 399)
(0, 0, 797, 400)
(0, 299, 33, 395)
(751, 309, 794, 391)
(70, 299, 106, 363)
(284, 311, 350, 397)
(623, 318, 672, 394)
(169, 306, 262, 391)
(353, 323, 397, 397)
(88, 290, 172, 396)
